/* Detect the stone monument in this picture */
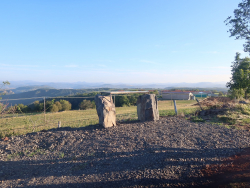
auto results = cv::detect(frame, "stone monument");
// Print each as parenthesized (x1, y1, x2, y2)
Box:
(136, 94, 159, 121)
(95, 94, 116, 128)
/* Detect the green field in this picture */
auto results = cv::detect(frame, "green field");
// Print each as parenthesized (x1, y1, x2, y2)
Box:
(0, 100, 198, 138)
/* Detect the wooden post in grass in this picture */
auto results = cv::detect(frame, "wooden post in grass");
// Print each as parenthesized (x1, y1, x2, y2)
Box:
(173, 100, 178, 115)
(196, 98, 203, 110)
(58, 121, 61, 128)
(171, 94, 172, 106)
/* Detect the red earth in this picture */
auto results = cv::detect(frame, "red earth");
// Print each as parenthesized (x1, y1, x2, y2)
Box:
(200, 147, 250, 188)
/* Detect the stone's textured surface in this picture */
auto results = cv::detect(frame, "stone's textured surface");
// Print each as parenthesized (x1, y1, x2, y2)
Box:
(95, 94, 116, 128)
(136, 94, 159, 121)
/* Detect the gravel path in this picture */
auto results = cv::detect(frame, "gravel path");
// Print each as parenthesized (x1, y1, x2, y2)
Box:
(0, 116, 250, 188)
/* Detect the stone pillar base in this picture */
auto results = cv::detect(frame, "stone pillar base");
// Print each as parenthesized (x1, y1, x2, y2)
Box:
(136, 94, 159, 121)
(95, 94, 116, 128)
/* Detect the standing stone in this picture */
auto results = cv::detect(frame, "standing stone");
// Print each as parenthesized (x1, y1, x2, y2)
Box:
(95, 94, 116, 128)
(136, 94, 159, 121)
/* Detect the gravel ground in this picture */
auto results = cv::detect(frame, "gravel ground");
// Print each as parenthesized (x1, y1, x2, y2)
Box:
(0, 116, 250, 188)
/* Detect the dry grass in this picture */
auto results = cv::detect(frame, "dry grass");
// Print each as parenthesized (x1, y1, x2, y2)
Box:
(0, 100, 198, 138)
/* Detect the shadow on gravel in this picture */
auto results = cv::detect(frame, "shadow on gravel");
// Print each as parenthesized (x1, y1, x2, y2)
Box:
(44, 124, 103, 132)
(38, 119, 140, 133)
(0, 147, 242, 187)
(16, 178, 203, 188)
(1, 118, 248, 187)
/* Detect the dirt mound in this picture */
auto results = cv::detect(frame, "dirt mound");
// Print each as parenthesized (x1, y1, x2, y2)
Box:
(194, 97, 233, 108)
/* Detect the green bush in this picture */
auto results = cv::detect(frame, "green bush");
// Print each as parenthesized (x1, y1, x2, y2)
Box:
(55, 101, 62, 111)
(79, 100, 95, 110)
(59, 100, 72, 111)
(33, 101, 43, 112)
(51, 104, 59, 112)
(17, 104, 29, 113)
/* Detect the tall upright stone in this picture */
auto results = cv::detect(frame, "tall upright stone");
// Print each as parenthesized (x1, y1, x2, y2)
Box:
(95, 94, 116, 128)
(136, 94, 159, 121)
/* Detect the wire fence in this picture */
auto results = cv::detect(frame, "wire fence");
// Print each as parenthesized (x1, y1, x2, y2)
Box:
(0, 96, 136, 138)
(0, 94, 199, 138)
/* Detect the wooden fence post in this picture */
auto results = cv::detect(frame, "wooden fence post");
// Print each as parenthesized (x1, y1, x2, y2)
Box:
(196, 99, 203, 110)
(173, 100, 178, 115)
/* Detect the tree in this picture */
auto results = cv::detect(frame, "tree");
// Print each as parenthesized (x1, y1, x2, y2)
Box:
(59, 100, 72, 111)
(227, 53, 250, 99)
(149, 90, 159, 95)
(16, 104, 29, 113)
(0, 81, 10, 99)
(128, 95, 137, 106)
(79, 100, 95, 110)
(119, 96, 130, 107)
(51, 104, 59, 112)
(225, 0, 250, 53)
(55, 101, 62, 111)
(45, 100, 54, 112)
(0, 81, 10, 113)
(33, 101, 43, 112)
(218, 92, 223, 97)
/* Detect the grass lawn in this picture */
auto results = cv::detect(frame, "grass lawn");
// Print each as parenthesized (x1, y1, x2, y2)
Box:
(0, 100, 198, 138)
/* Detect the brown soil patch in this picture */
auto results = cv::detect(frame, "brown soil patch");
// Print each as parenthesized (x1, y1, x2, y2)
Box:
(201, 147, 250, 188)
(194, 97, 234, 107)
(192, 97, 250, 187)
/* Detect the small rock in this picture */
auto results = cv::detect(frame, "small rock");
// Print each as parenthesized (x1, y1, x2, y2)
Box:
(239, 100, 248, 104)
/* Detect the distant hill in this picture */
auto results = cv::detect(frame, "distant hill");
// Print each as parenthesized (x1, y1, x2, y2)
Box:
(0, 88, 99, 106)
(6, 80, 227, 89)
(9, 85, 55, 94)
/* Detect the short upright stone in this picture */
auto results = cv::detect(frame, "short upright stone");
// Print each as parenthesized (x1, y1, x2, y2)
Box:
(136, 94, 159, 121)
(95, 94, 116, 128)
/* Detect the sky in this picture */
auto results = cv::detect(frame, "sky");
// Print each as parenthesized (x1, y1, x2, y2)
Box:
(0, 0, 249, 84)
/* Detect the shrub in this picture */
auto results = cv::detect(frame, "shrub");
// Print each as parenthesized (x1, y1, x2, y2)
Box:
(59, 100, 71, 111)
(51, 104, 59, 112)
(33, 101, 43, 112)
(17, 104, 29, 113)
(79, 100, 95, 110)
(55, 101, 62, 111)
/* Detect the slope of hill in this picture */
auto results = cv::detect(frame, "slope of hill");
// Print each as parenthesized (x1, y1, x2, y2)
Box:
(0, 89, 97, 106)
(10, 85, 55, 94)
